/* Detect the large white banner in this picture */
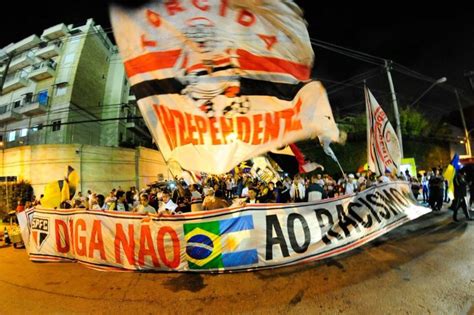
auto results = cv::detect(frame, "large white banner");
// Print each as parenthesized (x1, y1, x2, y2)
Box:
(110, 1, 340, 174)
(18, 182, 430, 272)
(365, 87, 401, 176)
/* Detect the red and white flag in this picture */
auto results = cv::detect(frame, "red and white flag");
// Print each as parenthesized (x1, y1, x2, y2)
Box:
(365, 87, 401, 176)
(110, 1, 340, 174)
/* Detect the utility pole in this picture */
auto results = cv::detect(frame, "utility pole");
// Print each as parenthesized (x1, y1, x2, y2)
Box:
(455, 89, 472, 157)
(385, 60, 404, 158)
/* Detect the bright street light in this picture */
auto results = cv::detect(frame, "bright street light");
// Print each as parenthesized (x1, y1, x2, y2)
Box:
(409, 77, 447, 107)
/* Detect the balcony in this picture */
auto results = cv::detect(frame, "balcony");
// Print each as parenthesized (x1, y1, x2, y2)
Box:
(9, 51, 35, 72)
(35, 41, 62, 59)
(5, 34, 41, 55)
(0, 104, 22, 123)
(14, 92, 49, 116)
(41, 23, 69, 41)
(126, 116, 150, 138)
(2, 71, 29, 94)
(29, 60, 56, 81)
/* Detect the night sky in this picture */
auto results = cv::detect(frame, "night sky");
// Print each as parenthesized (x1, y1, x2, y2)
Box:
(1, 1, 473, 119)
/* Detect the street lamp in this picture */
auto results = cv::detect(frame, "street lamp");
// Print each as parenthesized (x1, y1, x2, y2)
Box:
(409, 77, 447, 107)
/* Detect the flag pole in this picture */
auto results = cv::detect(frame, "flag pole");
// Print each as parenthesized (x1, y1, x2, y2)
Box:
(364, 81, 370, 173)
(321, 139, 346, 178)
(385, 60, 404, 158)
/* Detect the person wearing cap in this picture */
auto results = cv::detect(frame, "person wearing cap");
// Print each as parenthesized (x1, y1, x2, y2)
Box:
(378, 170, 392, 183)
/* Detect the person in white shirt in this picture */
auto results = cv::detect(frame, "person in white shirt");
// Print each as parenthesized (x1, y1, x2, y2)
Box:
(245, 187, 260, 204)
(378, 170, 392, 183)
(158, 192, 178, 215)
(344, 174, 357, 195)
(134, 193, 157, 215)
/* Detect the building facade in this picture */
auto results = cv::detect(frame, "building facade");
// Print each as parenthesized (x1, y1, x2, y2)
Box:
(0, 19, 167, 198)
(0, 18, 151, 150)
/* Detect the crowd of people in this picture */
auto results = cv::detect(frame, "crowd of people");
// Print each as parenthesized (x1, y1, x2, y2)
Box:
(16, 165, 470, 222)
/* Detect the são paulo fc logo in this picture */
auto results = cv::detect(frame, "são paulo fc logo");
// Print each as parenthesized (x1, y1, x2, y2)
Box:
(31, 217, 49, 250)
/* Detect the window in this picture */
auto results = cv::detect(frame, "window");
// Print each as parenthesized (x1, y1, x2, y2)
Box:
(52, 120, 61, 132)
(20, 128, 28, 137)
(23, 93, 33, 104)
(8, 131, 16, 142)
(55, 85, 67, 96)
(63, 53, 75, 64)
(13, 99, 22, 108)
(32, 123, 43, 132)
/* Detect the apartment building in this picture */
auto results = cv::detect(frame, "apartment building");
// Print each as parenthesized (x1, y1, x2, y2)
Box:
(0, 19, 169, 196)
(0, 18, 151, 149)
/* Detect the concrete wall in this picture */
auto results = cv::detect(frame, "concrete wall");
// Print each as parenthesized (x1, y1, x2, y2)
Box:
(0, 144, 170, 198)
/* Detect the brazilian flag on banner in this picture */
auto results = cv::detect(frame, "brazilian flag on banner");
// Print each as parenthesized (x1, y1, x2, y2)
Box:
(183, 215, 258, 270)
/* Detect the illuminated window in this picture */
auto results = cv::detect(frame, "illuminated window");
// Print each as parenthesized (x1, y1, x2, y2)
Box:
(8, 131, 15, 142)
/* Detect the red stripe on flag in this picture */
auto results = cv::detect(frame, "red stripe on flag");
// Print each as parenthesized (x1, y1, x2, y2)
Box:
(124, 48, 311, 80)
(124, 49, 182, 77)
(237, 49, 311, 80)
(289, 143, 307, 174)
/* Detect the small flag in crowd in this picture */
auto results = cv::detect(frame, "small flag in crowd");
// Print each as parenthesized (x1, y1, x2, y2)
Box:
(41, 166, 79, 209)
(443, 153, 460, 200)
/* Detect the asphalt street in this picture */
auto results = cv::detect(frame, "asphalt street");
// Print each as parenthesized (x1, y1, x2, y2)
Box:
(0, 205, 473, 314)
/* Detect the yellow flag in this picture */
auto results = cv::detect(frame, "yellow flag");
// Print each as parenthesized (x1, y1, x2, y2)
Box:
(443, 153, 459, 200)
(443, 164, 455, 200)
(66, 166, 79, 199)
(41, 180, 67, 208)
(41, 165, 79, 208)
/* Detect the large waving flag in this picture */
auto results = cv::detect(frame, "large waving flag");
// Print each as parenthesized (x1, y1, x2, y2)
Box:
(110, 1, 340, 174)
(443, 153, 460, 200)
(365, 87, 401, 176)
(41, 166, 79, 208)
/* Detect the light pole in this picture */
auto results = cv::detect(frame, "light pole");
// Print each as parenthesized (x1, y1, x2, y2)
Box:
(455, 89, 472, 157)
(385, 60, 404, 158)
(409, 77, 447, 107)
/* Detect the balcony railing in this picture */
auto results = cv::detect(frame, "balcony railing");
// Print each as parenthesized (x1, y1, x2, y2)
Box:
(35, 40, 62, 59)
(2, 70, 29, 94)
(13, 92, 49, 116)
(9, 51, 35, 72)
(0, 103, 22, 123)
(126, 115, 151, 138)
(29, 60, 56, 81)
